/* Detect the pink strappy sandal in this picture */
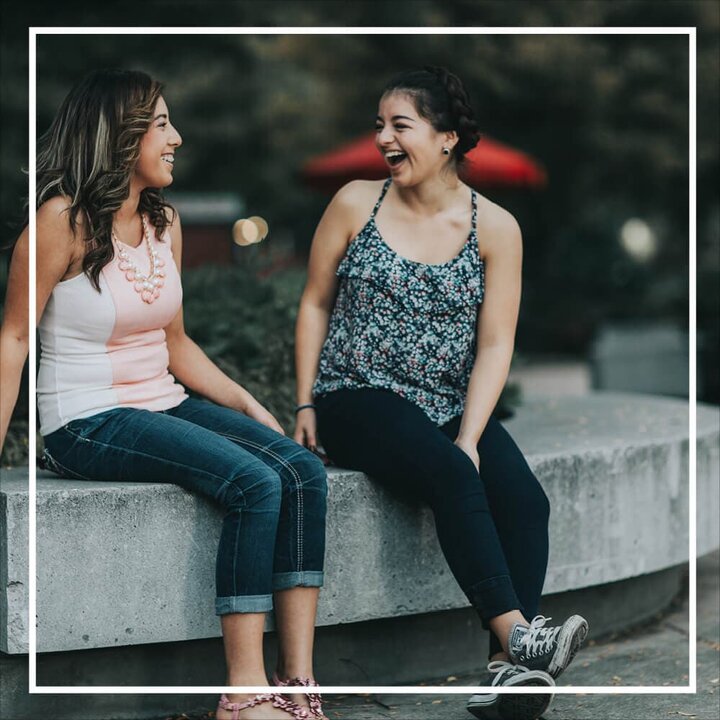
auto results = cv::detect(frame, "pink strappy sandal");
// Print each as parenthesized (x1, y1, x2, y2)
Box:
(216, 692, 312, 719)
(272, 673, 325, 719)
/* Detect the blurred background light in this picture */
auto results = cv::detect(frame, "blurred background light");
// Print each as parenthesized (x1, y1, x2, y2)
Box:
(619, 218, 657, 263)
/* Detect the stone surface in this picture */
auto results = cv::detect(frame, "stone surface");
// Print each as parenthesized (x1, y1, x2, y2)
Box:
(0, 482, 28, 656)
(0, 392, 717, 654)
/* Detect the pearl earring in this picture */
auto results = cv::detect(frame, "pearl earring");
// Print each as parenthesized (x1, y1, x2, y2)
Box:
(442, 147, 451, 156)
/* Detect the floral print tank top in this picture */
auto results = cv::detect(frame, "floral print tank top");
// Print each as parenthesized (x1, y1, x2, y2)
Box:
(313, 178, 485, 426)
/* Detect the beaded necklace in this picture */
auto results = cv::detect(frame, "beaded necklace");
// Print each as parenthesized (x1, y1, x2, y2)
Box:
(112, 215, 166, 304)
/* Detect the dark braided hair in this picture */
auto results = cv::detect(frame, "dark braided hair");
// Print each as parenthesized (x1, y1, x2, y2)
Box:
(381, 66, 481, 165)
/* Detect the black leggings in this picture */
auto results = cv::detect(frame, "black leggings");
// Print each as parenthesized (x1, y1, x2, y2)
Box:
(315, 387, 550, 658)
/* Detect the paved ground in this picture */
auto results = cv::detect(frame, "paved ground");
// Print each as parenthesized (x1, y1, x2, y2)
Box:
(171, 551, 719, 720)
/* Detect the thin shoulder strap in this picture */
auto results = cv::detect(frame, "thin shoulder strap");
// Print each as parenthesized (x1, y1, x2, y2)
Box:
(370, 178, 392, 219)
(470, 189, 478, 233)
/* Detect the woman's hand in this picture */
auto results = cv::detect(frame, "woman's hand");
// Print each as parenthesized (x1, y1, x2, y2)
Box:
(244, 398, 285, 435)
(294, 408, 331, 464)
(454, 436, 480, 473)
(294, 407, 318, 450)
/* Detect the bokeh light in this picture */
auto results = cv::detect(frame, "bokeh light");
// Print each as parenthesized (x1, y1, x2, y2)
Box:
(619, 218, 657, 263)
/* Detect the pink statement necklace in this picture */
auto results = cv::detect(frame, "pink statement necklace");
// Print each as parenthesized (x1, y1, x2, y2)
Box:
(112, 215, 166, 304)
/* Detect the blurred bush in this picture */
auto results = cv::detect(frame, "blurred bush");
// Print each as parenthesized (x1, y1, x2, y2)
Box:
(181, 264, 305, 432)
(0, 420, 28, 468)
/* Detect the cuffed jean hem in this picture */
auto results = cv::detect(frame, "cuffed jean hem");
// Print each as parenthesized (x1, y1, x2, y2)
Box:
(215, 594, 274, 616)
(467, 574, 523, 629)
(272, 571, 324, 591)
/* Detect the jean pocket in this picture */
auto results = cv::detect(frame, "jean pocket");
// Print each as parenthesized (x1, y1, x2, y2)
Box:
(64, 408, 119, 441)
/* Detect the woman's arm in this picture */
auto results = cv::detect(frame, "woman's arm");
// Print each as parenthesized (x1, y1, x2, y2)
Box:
(0, 198, 79, 451)
(0, 230, 29, 450)
(294, 181, 370, 448)
(455, 207, 523, 470)
(163, 211, 284, 433)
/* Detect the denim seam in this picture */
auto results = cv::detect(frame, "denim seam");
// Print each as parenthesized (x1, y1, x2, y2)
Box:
(232, 507, 242, 598)
(215, 593, 273, 615)
(246, 439, 303, 574)
(272, 570, 324, 590)
(62, 426, 94, 443)
(217, 433, 304, 574)
(57, 429, 240, 489)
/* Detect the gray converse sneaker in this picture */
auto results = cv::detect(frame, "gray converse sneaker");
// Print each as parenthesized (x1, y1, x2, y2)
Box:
(466, 661, 555, 720)
(508, 614, 589, 679)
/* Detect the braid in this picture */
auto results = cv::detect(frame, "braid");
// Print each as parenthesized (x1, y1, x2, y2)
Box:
(424, 66, 481, 157)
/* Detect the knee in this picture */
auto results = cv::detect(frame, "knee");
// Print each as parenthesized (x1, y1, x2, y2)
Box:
(294, 450, 329, 498)
(295, 452, 328, 525)
(219, 466, 282, 513)
(429, 448, 487, 509)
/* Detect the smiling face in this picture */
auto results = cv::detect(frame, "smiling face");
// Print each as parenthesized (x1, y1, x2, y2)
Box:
(375, 91, 457, 187)
(133, 96, 182, 190)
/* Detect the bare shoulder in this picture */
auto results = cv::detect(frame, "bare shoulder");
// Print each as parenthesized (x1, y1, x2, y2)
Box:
(330, 179, 386, 238)
(34, 196, 86, 285)
(37, 195, 74, 227)
(475, 195, 522, 261)
(334, 179, 386, 206)
(36, 196, 83, 257)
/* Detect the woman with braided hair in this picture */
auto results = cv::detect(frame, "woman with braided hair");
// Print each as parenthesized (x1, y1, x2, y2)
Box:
(295, 67, 588, 720)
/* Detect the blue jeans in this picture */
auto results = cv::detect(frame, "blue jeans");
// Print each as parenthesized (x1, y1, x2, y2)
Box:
(42, 397, 328, 615)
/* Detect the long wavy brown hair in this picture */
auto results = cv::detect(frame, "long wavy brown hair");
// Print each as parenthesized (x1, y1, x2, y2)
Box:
(34, 69, 175, 291)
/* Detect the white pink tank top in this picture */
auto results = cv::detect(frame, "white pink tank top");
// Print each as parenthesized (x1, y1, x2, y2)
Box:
(37, 220, 188, 435)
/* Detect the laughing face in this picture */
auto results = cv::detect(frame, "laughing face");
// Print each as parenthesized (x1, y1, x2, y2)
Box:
(375, 92, 456, 187)
(133, 96, 182, 190)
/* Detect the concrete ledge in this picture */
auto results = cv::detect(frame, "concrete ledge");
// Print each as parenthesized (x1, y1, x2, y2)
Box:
(0, 560, 691, 718)
(1, 391, 718, 655)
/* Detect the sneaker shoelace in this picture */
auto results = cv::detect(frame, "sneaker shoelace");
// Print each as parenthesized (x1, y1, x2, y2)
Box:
(487, 660, 532, 686)
(518, 615, 562, 659)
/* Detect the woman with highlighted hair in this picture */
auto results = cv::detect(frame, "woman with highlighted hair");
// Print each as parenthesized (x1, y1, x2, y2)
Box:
(295, 66, 589, 720)
(0, 69, 328, 720)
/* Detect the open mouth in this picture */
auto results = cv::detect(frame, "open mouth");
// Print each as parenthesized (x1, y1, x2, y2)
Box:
(385, 151, 407, 168)
(161, 154, 174, 166)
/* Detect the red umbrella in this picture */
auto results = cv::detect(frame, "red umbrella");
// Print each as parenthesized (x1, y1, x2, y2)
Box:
(302, 132, 547, 193)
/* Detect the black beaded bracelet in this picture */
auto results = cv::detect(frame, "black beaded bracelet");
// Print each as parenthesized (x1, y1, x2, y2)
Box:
(295, 403, 316, 413)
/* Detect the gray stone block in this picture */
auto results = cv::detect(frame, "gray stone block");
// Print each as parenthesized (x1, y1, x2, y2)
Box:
(0, 560, 692, 719)
(0, 481, 28, 656)
(1, 392, 718, 655)
(590, 323, 694, 397)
